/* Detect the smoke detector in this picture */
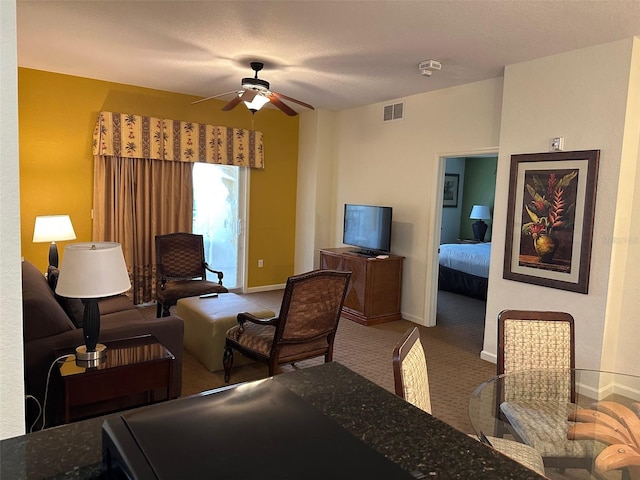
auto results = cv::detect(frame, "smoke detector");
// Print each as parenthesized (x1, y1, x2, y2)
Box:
(419, 59, 441, 77)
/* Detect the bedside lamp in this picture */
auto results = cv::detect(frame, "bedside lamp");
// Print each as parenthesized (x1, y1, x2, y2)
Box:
(470, 205, 491, 242)
(32, 215, 77, 268)
(55, 242, 131, 366)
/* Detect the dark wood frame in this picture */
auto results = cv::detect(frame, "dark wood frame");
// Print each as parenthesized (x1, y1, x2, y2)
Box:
(503, 150, 599, 293)
(443, 173, 459, 208)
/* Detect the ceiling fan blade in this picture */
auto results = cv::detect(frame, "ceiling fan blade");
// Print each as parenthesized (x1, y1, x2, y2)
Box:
(271, 91, 315, 111)
(268, 94, 298, 116)
(239, 89, 257, 102)
(222, 94, 243, 111)
(191, 90, 239, 105)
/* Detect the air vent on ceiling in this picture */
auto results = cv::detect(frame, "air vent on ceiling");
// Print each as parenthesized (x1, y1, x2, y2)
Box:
(383, 102, 404, 122)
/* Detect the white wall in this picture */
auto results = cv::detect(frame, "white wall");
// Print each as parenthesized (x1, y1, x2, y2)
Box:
(606, 37, 640, 375)
(326, 78, 503, 325)
(295, 110, 338, 274)
(484, 38, 640, 373)
(0, 0, 26, 439)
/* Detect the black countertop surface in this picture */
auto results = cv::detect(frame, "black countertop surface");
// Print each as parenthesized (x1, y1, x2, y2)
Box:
(1, 362, 544, 479)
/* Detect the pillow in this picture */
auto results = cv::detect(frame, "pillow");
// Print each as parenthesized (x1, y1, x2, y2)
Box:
(47, 266, 85, 328)
(22, 260, 75, 342)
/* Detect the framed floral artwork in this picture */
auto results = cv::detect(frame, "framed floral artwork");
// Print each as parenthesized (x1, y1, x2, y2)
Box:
(443, 173, 459, 208)
(503, 150, 599, 293)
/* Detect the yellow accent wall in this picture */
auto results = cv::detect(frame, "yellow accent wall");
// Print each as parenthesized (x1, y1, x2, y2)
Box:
(18, 68, 298, 287)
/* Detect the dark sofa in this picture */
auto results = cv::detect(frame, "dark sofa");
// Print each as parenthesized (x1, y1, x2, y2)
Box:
(21, 259, 184, 429)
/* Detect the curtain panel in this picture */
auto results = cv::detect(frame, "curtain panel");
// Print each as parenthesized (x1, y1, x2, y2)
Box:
(93, 156, 194, 305)
(93, 111, 265, 168)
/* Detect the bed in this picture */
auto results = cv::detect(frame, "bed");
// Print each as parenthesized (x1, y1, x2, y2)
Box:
(438, 242, 491, 300)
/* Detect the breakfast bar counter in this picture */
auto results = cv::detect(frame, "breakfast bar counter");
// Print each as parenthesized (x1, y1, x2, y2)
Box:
(1, 362, 544, 479)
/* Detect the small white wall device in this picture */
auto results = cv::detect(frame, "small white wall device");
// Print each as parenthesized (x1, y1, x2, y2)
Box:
(419, 59, 441, 77)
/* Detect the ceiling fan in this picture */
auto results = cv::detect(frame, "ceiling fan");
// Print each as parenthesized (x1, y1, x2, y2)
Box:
(192, 62, 315, 116)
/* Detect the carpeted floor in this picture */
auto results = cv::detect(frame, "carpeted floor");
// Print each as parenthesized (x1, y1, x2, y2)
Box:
(142, 289, 495, 434)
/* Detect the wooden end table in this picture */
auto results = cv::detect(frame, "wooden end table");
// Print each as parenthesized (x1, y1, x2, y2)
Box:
(56, 334, 174, 423)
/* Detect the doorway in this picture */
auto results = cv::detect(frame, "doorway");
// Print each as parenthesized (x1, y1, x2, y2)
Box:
(192, 163, 248, 291)
(426, 149, 497, 327)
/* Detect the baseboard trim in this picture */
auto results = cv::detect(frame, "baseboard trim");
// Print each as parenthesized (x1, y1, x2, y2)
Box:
(243, 284, 287, 294)
(401, 312, 424, 325)
(480, 350, 497, 364)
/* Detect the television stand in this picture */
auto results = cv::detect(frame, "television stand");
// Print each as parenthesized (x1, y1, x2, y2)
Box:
(319, 247, 404, 326)
(349, 249, 380, 257)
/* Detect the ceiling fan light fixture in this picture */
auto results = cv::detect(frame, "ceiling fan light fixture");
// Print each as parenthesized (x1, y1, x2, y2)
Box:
(244, 94, 270, 113)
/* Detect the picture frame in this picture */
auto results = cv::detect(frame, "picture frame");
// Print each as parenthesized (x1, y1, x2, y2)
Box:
(443, 173, 459, 208)
(503, 150, 599, 294)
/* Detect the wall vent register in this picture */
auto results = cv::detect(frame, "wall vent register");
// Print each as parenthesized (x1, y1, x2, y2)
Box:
(383, 102, 404, 121)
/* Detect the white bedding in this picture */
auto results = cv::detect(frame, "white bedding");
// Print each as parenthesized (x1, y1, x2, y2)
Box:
(438, 242, 491, 278)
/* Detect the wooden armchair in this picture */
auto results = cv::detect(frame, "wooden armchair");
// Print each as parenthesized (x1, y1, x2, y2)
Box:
(155, 233, 228, 317)
(223, 269, 351, 382)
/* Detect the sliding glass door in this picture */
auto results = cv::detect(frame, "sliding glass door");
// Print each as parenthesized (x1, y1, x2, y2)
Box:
(192, 163, 246, 290)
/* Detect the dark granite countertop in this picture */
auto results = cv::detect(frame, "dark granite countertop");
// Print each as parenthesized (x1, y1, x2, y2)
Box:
(1, 362, 544, 479)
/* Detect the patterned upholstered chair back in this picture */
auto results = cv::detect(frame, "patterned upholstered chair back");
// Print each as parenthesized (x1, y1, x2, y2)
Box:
(498, 310, 575, 403)
(275, 270, 351, 343)
(392, 327, 432, 414)
(154, 232, 228, 317)
(156, 233, 208, 280)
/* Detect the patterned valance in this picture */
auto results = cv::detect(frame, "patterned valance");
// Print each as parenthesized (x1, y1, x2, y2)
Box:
(92, 111, 264, 168)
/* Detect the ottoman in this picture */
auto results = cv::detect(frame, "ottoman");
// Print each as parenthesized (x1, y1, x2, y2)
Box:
(177, 293, 275, 372)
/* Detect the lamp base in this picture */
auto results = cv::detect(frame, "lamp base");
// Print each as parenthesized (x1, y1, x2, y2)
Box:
(48, 242, 59, 268)
(472, 220, 488, 242)
(75, 343, 107, 367)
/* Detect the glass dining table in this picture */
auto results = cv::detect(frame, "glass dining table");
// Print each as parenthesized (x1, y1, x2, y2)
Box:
(469, 368, 640, 479)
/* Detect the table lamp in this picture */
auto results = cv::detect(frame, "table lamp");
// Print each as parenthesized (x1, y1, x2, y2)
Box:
(470, 205, 491, 242)
(55, 242, 131, 366)
(32, 215, 77, 268)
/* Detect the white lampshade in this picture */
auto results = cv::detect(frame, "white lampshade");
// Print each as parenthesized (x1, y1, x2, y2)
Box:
(33, 215, 76, 243)
(244, 94, 270, 112)
(55, 242, 131, 298)
(469, 205, 491, 220)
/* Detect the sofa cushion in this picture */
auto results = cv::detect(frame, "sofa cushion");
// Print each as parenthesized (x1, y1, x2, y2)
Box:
(22, 260, 75, 342)
(47, 266, 85, 328)
(98, 294, 136, 315)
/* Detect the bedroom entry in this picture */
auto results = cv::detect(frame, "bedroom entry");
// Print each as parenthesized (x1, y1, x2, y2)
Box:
(435, 153, 497, 317)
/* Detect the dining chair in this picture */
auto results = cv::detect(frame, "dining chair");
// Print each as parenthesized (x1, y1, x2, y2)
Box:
(496, 309, 604, 471)
(155, 232, 229, 317)
(392, 326, 546, 476)
(223, 269, 351, 382)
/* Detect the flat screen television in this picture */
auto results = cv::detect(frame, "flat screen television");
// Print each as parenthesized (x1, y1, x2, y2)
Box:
(343, 204, 393, 255)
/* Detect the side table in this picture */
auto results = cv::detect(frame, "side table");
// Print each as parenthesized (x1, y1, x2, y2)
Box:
(56, 334, 174, 423)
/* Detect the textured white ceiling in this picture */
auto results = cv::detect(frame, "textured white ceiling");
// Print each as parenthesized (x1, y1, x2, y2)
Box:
(16, 0, 640, 113)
